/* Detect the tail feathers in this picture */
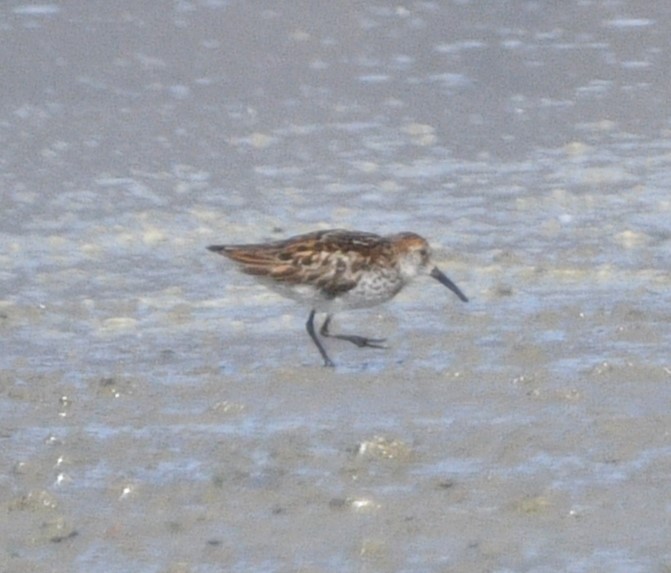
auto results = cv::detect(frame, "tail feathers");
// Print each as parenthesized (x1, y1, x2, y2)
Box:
(207, 244, 277, 266)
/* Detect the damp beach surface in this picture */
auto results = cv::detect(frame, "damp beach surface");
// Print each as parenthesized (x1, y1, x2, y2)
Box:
(2, 1, 671, 572)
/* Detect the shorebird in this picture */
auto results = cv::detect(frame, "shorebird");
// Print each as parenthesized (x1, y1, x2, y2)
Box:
(207, 229, 468, 367)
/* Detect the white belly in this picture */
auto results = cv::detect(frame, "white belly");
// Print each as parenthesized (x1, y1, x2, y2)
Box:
(257, 268, 404, 313)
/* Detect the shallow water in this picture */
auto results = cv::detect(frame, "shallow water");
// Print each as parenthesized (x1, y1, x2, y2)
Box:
(2, 1, 671, 572)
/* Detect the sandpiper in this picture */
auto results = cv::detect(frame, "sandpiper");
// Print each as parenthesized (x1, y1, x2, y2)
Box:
(207, 229, 468, 367)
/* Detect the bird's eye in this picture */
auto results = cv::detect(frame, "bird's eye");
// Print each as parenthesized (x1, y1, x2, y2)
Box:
(418, 248, 428, 258)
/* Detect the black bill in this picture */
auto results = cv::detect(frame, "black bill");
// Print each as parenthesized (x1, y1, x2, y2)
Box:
(430, 267, 469, 302)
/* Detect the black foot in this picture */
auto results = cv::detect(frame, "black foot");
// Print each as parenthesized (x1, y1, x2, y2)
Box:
(319, 315, 387, 349)
(328, 334, 387, 349)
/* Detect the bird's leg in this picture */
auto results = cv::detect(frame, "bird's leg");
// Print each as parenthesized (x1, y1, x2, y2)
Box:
(306, 310, 335, 367)
(319, 314, 387, 349)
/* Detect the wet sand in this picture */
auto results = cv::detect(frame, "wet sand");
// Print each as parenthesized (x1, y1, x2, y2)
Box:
(2, 1, 671, 572)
